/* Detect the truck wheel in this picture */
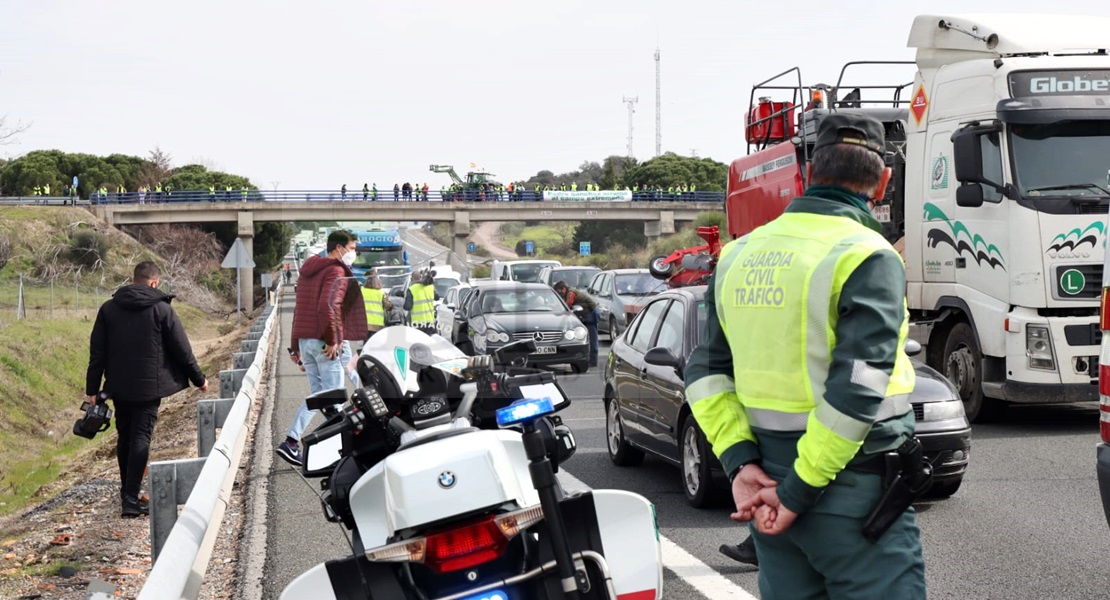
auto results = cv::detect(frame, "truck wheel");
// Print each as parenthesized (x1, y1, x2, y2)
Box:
(649, 255, 674, 280)
(605, 396, 644, 467)
(681, 415, 721, 508)
(938, 322, 1005, 423)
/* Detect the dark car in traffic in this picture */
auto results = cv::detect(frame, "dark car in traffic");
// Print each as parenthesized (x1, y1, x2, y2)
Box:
(603, 286, 972, 507)
(538, 265, 601, 290)
(455, 281, 592, 372)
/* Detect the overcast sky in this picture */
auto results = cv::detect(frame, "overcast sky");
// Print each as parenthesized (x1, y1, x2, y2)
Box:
(3, 1, 1110, 190)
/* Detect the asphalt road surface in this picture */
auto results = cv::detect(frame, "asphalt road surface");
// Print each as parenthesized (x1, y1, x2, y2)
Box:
(254, 265, 1110, 599)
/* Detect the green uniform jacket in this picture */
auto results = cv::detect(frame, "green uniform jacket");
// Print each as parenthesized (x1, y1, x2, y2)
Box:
(685, 193, 914, 515)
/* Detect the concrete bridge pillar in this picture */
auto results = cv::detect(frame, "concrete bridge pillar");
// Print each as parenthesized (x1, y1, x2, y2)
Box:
(452, 211, 471, 275)
(644, 210, 676, 238)
(238, 211, 255, 312)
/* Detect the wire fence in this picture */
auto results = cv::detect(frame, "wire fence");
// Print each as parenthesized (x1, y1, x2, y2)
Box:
(0, 274, 108, 325)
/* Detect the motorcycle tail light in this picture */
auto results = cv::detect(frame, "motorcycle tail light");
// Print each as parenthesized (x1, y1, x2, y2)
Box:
(425, 517, 508, 573)
(364, 506, 545, 573)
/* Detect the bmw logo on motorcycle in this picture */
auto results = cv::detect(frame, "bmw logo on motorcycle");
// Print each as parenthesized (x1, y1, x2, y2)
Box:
(438, 471, 457, 489)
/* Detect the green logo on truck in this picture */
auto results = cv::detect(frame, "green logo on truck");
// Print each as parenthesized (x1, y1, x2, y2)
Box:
(923, 203, 1006, 270)
(1046, 220, 1104, 255)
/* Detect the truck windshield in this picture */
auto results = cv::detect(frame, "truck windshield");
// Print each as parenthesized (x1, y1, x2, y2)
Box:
(355, 248, 406, 268)
(1011, 121, 1110, 198)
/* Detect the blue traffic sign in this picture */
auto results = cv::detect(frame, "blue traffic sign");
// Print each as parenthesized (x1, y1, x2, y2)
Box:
(72, 175, 79, 188)
(580, 241, 591, 256)
(525, 241, 535, 255)
(467, 242, 476, 252)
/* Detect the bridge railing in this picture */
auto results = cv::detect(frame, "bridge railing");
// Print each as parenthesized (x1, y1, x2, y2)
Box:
(62, 189, 726, 204)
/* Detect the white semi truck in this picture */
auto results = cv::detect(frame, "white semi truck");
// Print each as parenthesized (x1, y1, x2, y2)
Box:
(729, 14, 1110, 420)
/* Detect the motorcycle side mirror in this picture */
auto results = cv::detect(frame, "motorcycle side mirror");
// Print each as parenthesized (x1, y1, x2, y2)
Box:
(644, 346, 684, 376)
(495, 339, 536, 365)
(904, 339, 923, 357)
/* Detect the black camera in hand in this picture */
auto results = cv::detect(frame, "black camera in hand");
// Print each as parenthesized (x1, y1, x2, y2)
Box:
(73, 392, 113, 439)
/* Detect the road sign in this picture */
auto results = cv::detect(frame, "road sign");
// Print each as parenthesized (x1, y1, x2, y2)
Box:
(580, 241, 591, 256)
(72, 175, 79, 188)
(467, 242, 476, 252)
(1060, 268, 1085, 295)
(222, 238, 255, 323)
(221, 238, 256, 269)
(525, 241, 535, 256)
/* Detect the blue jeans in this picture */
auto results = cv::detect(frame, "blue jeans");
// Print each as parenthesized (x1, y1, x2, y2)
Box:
(286, 339, 356, 442)
(583, 309, 599, 366)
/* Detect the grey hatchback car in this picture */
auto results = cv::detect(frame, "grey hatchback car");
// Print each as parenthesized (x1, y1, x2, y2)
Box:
(603, 286, 972, 507)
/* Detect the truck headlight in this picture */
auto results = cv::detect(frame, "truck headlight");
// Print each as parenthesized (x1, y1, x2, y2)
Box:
(922, 400, 965, 422)
(1026, 325, 1055, 371)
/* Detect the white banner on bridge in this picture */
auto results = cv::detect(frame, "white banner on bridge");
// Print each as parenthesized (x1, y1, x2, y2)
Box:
(542, 190, 633, 202)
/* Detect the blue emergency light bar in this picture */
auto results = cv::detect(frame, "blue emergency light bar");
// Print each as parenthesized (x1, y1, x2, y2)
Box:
(496, 397, 555, 427)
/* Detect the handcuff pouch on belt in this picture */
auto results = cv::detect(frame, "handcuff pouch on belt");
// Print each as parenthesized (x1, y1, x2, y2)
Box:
(860, 435, 933, 544)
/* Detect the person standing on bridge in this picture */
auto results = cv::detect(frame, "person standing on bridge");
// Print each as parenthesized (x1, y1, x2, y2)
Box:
(84, 261, 209, 518)
(341, 184, 347, 201)
(362, 183, 369, 201)
(685, 114, 925, 599)
(393, 183, 400, 201)
(279, 230, 368, 466)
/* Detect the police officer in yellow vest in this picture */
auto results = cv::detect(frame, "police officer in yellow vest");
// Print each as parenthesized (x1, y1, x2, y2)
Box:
(404, 268, 438, 332)
(686, 114, 925, 599)
(360, 269, 392, 339)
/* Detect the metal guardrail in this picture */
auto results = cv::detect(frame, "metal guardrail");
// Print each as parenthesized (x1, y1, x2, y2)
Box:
(137, 292, 280, 600)
(1, 189, 726, 204)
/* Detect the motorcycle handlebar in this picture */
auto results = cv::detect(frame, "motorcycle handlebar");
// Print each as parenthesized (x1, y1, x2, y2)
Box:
(301, 416, 350, 447)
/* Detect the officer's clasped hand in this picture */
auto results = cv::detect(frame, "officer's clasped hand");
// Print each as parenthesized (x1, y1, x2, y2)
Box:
(730, 463, 777, 523)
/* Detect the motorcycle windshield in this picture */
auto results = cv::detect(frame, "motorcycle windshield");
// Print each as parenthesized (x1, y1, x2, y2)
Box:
(360, 326, 467, 393)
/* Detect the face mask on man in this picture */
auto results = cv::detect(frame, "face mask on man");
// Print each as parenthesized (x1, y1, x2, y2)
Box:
(342, 250, 356, 266)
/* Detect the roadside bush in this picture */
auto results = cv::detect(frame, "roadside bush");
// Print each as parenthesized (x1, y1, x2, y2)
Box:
(472, 265, 491, 278)
(70, 230, 109, 269)
(693, 211, 727, 229)
(471, 245, 491, 257)
(0, 232, 10, 270)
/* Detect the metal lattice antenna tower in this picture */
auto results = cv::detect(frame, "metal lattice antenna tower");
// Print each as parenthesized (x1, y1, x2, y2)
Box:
(655, 47, 661, 157)
(623, 96, 639, 159)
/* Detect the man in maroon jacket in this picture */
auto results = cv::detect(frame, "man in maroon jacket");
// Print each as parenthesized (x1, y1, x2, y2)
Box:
(277, 230, 368, 466)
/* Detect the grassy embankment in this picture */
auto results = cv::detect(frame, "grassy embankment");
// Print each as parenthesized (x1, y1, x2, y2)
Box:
(0, 206, 222, 516)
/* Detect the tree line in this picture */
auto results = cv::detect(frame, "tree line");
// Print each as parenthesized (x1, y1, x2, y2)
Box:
(0, 148, 291, 274)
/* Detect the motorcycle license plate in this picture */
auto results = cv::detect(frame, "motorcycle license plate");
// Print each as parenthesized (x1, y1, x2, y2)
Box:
(533, 346, 557, 355)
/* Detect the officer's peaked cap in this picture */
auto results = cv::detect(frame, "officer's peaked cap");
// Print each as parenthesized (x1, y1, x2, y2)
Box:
(813, 114, 885, 156)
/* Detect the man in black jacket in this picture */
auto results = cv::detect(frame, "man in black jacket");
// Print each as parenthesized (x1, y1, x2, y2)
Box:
(85, 261, 208, 517)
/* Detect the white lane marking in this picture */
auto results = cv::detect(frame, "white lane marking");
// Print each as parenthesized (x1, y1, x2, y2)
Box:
(557, 471, 758, 600)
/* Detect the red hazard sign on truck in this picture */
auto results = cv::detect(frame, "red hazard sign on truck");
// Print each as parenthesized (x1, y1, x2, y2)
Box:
(910, 85, 928, 125)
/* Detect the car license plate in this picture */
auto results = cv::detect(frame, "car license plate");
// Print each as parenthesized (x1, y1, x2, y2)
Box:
(533, 346, 557, 355)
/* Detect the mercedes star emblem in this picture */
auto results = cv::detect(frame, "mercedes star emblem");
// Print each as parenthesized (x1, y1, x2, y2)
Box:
(438, 471, 457, 489)
(533, 331, 544, 342)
